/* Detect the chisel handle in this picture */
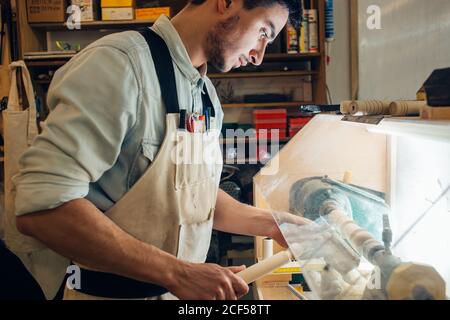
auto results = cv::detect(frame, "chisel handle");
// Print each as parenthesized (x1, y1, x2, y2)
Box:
(237, 250, 294, 284)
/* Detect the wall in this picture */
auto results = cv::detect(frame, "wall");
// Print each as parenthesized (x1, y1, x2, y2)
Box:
(357, 0, 450, 100)
(326, 0, 352, 104)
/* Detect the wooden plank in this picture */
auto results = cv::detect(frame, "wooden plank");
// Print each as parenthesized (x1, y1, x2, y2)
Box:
(25, 59, 70, 67)
(350, 0, 359, 100)
(209, 70, 317, 79)
(222, 101, 312, 109)
(264, 53, 321, 62)
(29, 19, 156, 31)
(0, 21, 11, 98)
(312, 0, 327, 104)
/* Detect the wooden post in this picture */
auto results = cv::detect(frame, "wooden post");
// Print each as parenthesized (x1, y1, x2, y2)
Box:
(312, 0, 327, 104)
(350, 0, 359, 100)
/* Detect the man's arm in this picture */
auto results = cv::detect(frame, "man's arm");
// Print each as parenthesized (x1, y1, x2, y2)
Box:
(214, 189, 310, 247)
(12, 45, 247, 300)
(17, 198, 248, 300)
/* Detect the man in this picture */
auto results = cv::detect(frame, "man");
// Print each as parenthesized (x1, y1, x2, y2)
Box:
(12, 0, 306, 300)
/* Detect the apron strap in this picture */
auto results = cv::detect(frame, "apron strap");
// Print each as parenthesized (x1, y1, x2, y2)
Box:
(139, 28, 180, 114)
(74, 266, 168, 299)
(140, 27, 216, 118)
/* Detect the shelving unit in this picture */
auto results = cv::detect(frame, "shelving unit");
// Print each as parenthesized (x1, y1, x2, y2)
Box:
(209, 70, 317, 80)
(264, 52, 321, 61)
(28, 19, 156, 31)
(222, 102, 313, 109)
(15, 0, 327, 167)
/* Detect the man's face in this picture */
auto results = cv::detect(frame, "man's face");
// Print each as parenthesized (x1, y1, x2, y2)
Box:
(206, 3, 289, 72)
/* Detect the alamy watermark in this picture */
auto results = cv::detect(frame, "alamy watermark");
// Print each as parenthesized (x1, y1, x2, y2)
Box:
(366, 5, 382, 30)
(168, 128, 282, 176)
(66, 265, 81, 290)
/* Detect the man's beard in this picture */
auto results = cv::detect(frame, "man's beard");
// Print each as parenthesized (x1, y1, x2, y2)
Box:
(206, 15, 240, 72)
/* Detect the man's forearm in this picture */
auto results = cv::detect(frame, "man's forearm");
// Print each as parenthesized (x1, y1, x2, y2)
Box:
(16, 198, 182, 289)
(213, 189, 275, 238)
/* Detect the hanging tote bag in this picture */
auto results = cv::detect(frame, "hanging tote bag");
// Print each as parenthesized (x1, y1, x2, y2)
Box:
(2, 61, 69, 299)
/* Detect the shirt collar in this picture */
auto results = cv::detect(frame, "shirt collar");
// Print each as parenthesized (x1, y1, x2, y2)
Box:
(151, 15, 207, 86)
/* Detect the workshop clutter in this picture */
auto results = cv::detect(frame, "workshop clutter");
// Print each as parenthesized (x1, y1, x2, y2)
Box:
(340, 67, 450, 120)
(253, 109, 287, 140)
(419, 67, 450, 120)
(101, 0, 135, 20)
(26, 0, 171, 23)
(72, 0, 99, 22)
(26, 0, 66, 23)
(340, 99, 425, 116)
(101, 0, 171, 21)
(135, 1, 171, 21)
(286, 2, 319, 54)
(288, 116, 312, 138)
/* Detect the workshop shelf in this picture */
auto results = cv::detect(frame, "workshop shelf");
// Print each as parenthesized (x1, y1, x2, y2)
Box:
(28, 20, 156, 31)
(209, 70, 317, 79)
(263, 53, 322, 62)
(222, 101, 313, 109)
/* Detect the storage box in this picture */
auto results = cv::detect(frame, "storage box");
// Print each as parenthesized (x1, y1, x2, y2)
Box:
(255, 120, 287, 130)
(26, 0, 66, 23)
(253, 109, 287, 132)
(101, 0, 134, 7)
(289, 117, 312, 129)
(256, 129, 287, 140)
(289, 129, 299, 137)
(135, 7, 171, 20)
(102, 7, 134, 20)
(253, 109, 287, 120)
(71, 0, 99, 22)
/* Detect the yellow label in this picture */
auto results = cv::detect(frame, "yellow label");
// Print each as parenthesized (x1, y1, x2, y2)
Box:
(273, 267, 302, 274)
(102, 7, 134, 20)
(135, 7, 171, 20)
(101, 0, 134, 8)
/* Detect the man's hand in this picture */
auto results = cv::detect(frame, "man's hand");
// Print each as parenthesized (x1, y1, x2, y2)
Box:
(266, 211, 312, 248)
(167, 263, 249, 300)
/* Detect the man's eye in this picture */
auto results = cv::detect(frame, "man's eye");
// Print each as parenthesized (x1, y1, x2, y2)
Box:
(260, 29, 269, 39)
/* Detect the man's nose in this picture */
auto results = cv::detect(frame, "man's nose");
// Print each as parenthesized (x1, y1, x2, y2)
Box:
(249, 44, 268, 66)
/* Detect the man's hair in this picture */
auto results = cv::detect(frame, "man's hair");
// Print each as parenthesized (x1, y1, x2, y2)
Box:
(190, 0, 302, 29)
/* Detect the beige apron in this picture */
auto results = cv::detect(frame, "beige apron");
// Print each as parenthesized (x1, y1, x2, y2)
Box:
(2, 61, 70, 299)
(64, 112, 223, 300)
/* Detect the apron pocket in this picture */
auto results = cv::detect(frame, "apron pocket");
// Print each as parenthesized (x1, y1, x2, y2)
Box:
(177, 216, 214, 263)
(128, 139, 161, 189)
(174, 132, 215, 190)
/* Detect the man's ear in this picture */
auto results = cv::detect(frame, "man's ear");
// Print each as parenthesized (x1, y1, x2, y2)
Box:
(217, 0, 233, 14)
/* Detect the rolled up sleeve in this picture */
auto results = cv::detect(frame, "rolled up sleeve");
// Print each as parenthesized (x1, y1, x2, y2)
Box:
(13, 45, 140, 216)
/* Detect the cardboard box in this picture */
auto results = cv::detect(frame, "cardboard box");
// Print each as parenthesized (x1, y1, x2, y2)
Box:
(135, 7, 171, 20)
(102, 7, 134, 20)
(101, 0, 134, 7)
(71, 0, 99, 21)
(26, 0, 67, 23)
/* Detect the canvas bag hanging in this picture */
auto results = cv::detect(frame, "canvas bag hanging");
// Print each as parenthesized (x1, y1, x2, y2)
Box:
(2, 61, 69, 299)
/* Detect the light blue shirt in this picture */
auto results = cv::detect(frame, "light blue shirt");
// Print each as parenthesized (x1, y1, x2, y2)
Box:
(13, 16, 224, 215)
